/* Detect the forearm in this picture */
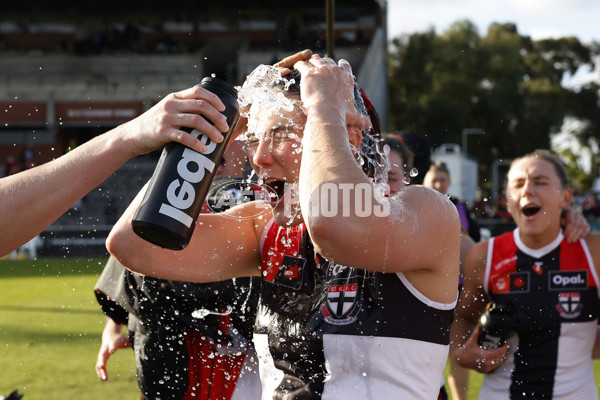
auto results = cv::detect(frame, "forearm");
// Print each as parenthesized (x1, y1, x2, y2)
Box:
(299, 117, 377, 254)
(0, 129, 131, 255)
(299, 118, 368, 199)
(103, 316, 125, 338)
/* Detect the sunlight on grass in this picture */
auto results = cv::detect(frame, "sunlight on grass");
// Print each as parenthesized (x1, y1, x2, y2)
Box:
(0, 258, 139, 399)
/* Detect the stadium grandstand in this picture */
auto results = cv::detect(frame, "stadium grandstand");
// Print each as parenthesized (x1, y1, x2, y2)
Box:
(0, 0, 387, 256)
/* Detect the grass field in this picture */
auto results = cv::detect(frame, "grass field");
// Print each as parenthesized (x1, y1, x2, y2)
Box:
(1, 257, 599, 399)
(0, 257, 139, 399)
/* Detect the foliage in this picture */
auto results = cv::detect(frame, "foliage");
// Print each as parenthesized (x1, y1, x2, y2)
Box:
(388, 20, 600, 195)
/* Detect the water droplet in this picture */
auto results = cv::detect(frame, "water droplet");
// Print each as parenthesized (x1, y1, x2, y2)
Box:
(409, 168, 419, 178)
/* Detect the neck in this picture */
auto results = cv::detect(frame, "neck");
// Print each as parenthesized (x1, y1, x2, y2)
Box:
(518, 225, 562, 249)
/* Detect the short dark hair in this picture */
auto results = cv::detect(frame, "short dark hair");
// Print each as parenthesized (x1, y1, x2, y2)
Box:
(383, 134, 414, 172)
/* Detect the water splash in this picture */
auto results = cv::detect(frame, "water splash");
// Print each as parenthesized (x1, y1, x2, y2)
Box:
(236, 64, 296, 117)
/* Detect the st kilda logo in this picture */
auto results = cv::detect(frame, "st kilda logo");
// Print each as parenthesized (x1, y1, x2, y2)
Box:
(321, 263, 363, 325)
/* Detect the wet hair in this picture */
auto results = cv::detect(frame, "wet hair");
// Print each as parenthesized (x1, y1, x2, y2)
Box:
(508, 149, 570, 189)
(383, 134, 414, 172)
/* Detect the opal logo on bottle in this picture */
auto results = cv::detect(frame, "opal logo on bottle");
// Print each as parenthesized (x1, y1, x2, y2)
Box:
(158, 129, 217, 227)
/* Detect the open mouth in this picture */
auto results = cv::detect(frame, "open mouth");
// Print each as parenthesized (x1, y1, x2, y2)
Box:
(522, 204, 541, 217)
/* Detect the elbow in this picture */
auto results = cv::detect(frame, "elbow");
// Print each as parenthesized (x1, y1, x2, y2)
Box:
(306, 214, 363, 263)
(105, 229, 122, 261)
(105, 228, 136, 270)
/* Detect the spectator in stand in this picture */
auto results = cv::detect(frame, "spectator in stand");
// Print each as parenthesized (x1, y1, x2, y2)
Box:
(582, 193, 600, 221)
(492, 191, 513, 221)
(471, 197, 494, 219)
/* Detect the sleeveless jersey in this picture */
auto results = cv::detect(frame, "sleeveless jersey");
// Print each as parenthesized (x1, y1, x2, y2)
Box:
(254, 219, 456, 400)
(480, 228, 600, 400)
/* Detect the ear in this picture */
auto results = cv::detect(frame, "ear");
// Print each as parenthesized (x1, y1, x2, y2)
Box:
(560, 187, 573, 209)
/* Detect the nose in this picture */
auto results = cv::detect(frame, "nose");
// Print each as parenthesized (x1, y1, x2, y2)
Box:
(521, 178, 535, 195)
(250, 136, 275, 168)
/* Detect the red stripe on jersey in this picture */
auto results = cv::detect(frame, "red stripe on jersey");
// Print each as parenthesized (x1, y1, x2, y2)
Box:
(489, 233, 518, 293)
(560, 239, 597, 286)
(183, 330, 247, 400)
(261, 221, 306, 282)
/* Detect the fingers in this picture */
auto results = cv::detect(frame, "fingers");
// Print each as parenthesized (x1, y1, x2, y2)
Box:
(174, 86, 231, 133)
(562, 209, 591, 243)
(95, 349, 109, 381)
(274, 49, 313, 69)
(177, 85, 226, 112)
(337, 58, 352, 73)
(160, 86, 236, 152)
(565, 224, 590, 243)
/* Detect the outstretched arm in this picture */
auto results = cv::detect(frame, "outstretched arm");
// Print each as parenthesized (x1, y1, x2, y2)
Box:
(0, 85, 229, 256)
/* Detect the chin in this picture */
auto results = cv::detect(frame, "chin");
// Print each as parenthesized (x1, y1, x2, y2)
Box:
(272, 203, 304, 227)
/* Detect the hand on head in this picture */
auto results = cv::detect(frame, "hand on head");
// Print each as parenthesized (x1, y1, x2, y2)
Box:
(293, 54, 371, 130)
(273, 49, 313, 75)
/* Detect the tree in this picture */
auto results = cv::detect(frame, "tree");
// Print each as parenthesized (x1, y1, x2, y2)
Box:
(388, 21, 599, 194)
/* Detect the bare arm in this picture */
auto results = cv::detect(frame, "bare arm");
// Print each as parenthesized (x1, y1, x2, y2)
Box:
(107, 184, 268, 282)
(0, 85, 229, 256)
(451, 241, 509, 372)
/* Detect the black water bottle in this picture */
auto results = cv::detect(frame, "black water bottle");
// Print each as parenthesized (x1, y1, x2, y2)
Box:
(478, 301, 514, 350)
(132, 77, 240, 250)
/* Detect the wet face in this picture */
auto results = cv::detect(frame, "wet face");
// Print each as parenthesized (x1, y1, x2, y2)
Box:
(424, 170, 450, 195)
(244, 99, 306, 226)
(506, 157, 572, 241)
(387, 150, 406, 193)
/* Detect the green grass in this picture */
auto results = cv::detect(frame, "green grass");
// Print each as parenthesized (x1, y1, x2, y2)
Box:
(2, 257, 600, 400)
(0, 257, 139, 399)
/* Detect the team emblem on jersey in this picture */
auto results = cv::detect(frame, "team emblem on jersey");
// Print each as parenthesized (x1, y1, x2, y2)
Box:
(491, 271, 530, 294)
(556, 292, 583, 319)
(321, 263, 362, 325)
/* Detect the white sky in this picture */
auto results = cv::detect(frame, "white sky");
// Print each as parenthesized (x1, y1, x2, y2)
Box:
(387, 0, 600, 43)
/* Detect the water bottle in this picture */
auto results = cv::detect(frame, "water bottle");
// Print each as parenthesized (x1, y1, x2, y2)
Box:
(478, 301, 514, 350)
(132, 77, 240, 250)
